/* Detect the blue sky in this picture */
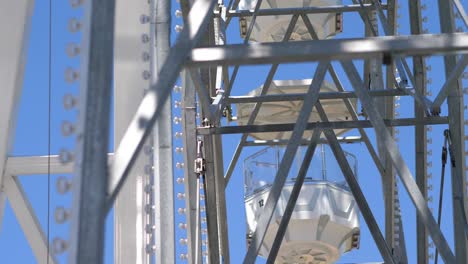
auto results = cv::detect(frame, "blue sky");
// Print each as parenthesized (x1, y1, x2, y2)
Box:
(0, 0, 467, 263)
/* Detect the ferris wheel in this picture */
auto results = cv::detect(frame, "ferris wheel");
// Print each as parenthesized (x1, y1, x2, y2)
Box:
(0, 0, 468, 264)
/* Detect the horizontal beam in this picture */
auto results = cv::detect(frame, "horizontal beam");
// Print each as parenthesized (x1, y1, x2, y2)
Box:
(188, 33, 468, 66)
(199, 117, 449, 135)
(226, 89, 409, 104)
(225, 3, 387, 17)
(243, 136, 362, 146)
(5, 154, 114, 175)
(6, 155, 73, 175)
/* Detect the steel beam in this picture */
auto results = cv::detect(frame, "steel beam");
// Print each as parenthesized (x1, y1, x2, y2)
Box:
(226, 89, 409, 104)
(409, 1, 429, 263)
(202, 133, 230, 263)
(452, 0, 468, 28)
(199, 117, 449, 135)
(366, 0, 432, 115)
(108, 0, 218, 208)
(341, 60, 456, 263)
(5, 156, 74, 175)
(213, 136, 230, 263)
(431, 55, 468, 113)
(243, 136, 362, 146)
(0, 0, 34, 235)
(152, 0, 175, 260)
(189, 33, 468, 66)
(266, 129, 321, 263)
(223, 15, 299, 187)
(380, 0, 408, 261)
(226, 3, 386, 17)
(189, 69, 214, 120)
(438, 1, 468, 263)
(113, 0, 151, 262)
(316, 102, 396, 264)
(4, 174, 57, 264)
(5, 155, 113, 176)
(181, 70, 203, 264)
(243, 62, 328, 263)
(68, 0, 115, 263)
(202, 135, 222, 263)
(302, 13, 389, 210)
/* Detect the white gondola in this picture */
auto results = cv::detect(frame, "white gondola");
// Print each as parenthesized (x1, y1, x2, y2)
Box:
(237, 79, 360, 263)
(238, 0, 343, 42)
(243, 145, 360, 264)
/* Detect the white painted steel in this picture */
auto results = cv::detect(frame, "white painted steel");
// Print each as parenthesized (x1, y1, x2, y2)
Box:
(4, 154, 113, 176)
(238, 0, 342, 42)
(114, 0, 151, 263)
(5, 156, 74, 175)
(0, 0, 34, 233)
(245, 182, 359, 263)
(236, 79, 357, 140)
(4, 174, 56, 264)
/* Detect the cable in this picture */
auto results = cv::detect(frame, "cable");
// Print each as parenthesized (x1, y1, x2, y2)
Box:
(47, 0, 52, 263)
(434, 136, 448, 264)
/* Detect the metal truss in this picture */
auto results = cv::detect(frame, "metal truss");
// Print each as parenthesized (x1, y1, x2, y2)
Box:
(64, 0, 468, 263)
(2, 0, 468, 263)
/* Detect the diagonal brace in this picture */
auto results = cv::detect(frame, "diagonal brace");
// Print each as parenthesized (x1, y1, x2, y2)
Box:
(452, 0, 468, 28)
(431, 55, 468, 114)
(315, 102, 396, 264)
(108, 0, 218, 208)
(224, 15, 299, 187)
(340, 60, 456, 263)
(266, 128, 322, 263)
(243, 62, 328, 263)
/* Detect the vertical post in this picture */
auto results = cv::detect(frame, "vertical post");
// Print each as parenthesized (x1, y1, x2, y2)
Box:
(182, 69, 203, 264)
(68, 0, 115, 263)
(438, 1, 468, 263)
(202, 134, 222, 263)
(212, 6, 230, 262)
(152, 0, 176, 261)
(385, 0, 408, 261)
(113, 0, 151, 263)
(213, 134, 230, 263)
(409, 1, 429, 263)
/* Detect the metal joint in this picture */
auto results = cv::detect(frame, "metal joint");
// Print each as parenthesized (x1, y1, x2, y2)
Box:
(194, 158, 206, 174)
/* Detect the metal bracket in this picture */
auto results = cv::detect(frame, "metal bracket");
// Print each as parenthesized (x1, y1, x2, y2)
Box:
(194, 158, 206, 174)
(195, 139, 206, 174)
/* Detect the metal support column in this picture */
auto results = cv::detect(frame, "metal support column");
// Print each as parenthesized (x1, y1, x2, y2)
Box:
(202, 133, 222, 263)
(182, 70, 203, 264)
(438, 1, 468, 263)
(114, 0, 151, 262)
(68, 0, 115, 263)
(152, 0, 176, 261)
(409, 0, 429, 263)
(109, 0, 218, 207)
